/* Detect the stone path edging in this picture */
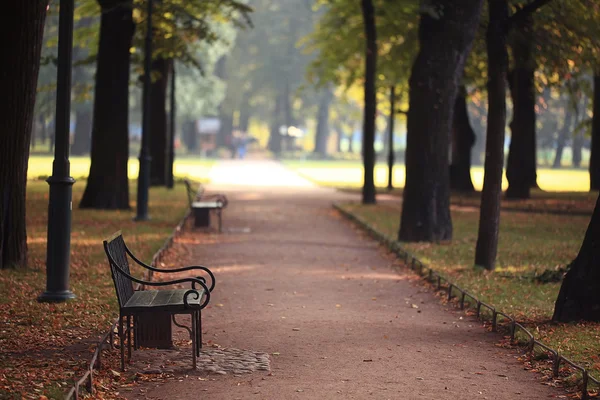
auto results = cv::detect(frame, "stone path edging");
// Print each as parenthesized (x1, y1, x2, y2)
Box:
(333, 202, 599, 400)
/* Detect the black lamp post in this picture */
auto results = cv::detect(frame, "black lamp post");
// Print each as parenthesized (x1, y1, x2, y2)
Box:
(387, 86, 395, 191)
(135, 0, 153, 220)
(166, 62, 175, 189)
(39, 0, 76, 302)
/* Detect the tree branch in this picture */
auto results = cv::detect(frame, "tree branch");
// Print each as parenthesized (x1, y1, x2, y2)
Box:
(509, 0, 553, 27)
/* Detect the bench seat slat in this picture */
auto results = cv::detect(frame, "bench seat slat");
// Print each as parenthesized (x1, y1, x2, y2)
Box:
(123, 289, 205, 312)
(191, 201, 222, 208)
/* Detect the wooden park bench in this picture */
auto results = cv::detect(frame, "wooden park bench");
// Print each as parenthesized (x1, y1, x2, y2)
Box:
(104, 231, 216, 370)
(184, 178, 228, 232)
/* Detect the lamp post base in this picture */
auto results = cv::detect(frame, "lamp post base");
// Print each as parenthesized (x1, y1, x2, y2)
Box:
(38, 290, 76, 303)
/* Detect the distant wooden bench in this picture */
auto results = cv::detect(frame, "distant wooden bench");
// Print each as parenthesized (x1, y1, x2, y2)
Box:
(104, 231, 216, 370)
(184, 179, 228, 232)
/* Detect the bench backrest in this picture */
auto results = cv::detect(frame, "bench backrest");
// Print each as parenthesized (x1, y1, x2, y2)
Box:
(104, 232, 134, 308)
(183, 179, 200, 207)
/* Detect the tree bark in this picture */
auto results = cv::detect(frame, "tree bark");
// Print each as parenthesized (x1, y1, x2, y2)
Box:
(506, 15, 537, 199)
(334, 121, 344, 153)
(474, 0, 509, 271)
(572, 128, 584, 168)
(267, 94, 282, 155)
(553, 193, 600, 322)
(552, 109, 573, 168)
(399, 0, 483, 242)
(182, 119, 197, 152)
(313, 87, 334, 157)
(149, 58, 170, 186)
(80, 0, 134, 209)
(591, 75, 600, 190)
(238, 92, 252, 132)
(361, 0, 377, 205)
(0, 0, 47, 269)
(71, 108, 92, 155)
(218, 109, 234, 152)
(449, 86, 476, 192)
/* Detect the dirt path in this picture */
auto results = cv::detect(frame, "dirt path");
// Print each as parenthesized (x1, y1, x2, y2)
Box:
(125, 160, 561, 400)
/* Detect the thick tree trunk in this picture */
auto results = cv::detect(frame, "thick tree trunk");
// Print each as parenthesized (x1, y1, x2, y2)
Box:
(450, 86, 476, 192)
(361, 0, 377, 204)
(80, 0, 134, 209)
(591, 75, 600, 190)
(474, 0, 509, 271)
(238, 92, 252, 132)
(553, 193, 600, 322)
(182, 119, 197, 152)
(572, 129, 584, 168)
(506, 15, 537, 199)
(553, 109, 573, 168)
(572, 95, 588, 168)
(267, 95, 282, 155)
(0, 0, 47, 269)
(313, 87, 333, 157)
(399, 0, 483, 242)
(334, 122, 344, 153)
(71, 108, 92, 155)
(149, 58, 170, 186)
(218, 109, 234, 151)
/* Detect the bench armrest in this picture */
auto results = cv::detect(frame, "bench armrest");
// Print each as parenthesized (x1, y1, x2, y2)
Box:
(202, 194, 228, 208)
(124, 245, 216, 292)
(110, 261, 211, 308)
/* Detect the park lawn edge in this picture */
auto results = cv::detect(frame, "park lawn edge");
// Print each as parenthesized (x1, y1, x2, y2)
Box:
(334, 201, 600, 396)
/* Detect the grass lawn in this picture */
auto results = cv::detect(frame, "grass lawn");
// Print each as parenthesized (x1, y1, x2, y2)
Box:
(338, 201, 600, 384)
(27, 155, 215, 182)
(0, 180, 196, 399)
(283, 160, 591, 192)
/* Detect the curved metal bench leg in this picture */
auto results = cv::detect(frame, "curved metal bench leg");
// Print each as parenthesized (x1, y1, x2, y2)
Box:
(197, 310, 202, 355)
(127, 315, 132, 361)
(191, 313, 197, 369)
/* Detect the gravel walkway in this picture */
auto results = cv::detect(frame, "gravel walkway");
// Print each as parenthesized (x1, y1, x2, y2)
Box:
(125, 160, 561, 400)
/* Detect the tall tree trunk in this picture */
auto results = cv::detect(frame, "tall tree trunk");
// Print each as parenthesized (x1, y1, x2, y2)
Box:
(361, 0, 377, 205)
(41, 113, 48, 143)
(334, 121, 344, 153)
(267, 95, 282, 155)
(0, 0, 47, 269)
(572, 95, 588, 168)
(450, 85, 476, 192)
(238, 92, 252, 132)
(71, 108, 92, 155)
(182, 119, 197, 152)
(218, 109, 234, 150)
(313, 87, 333, 157)
(149, 58, 170, 186)
(553, 193, 600, 322)
(572, 129, 584, 168)
(80, 0, 134, 209)
(591, 75, 600, 190)
(553, 109, 573, 168)
(399, 0, 483, 242)
(474, 0, 509, 271)
(348, 130, 355, 153)
(506, 15, 537, 199)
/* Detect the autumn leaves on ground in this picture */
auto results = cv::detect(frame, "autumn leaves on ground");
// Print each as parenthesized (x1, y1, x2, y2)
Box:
(0, 180, 189, 399)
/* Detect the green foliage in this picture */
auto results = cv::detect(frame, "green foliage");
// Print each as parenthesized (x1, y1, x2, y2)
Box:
(305, 0, 418, 92)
